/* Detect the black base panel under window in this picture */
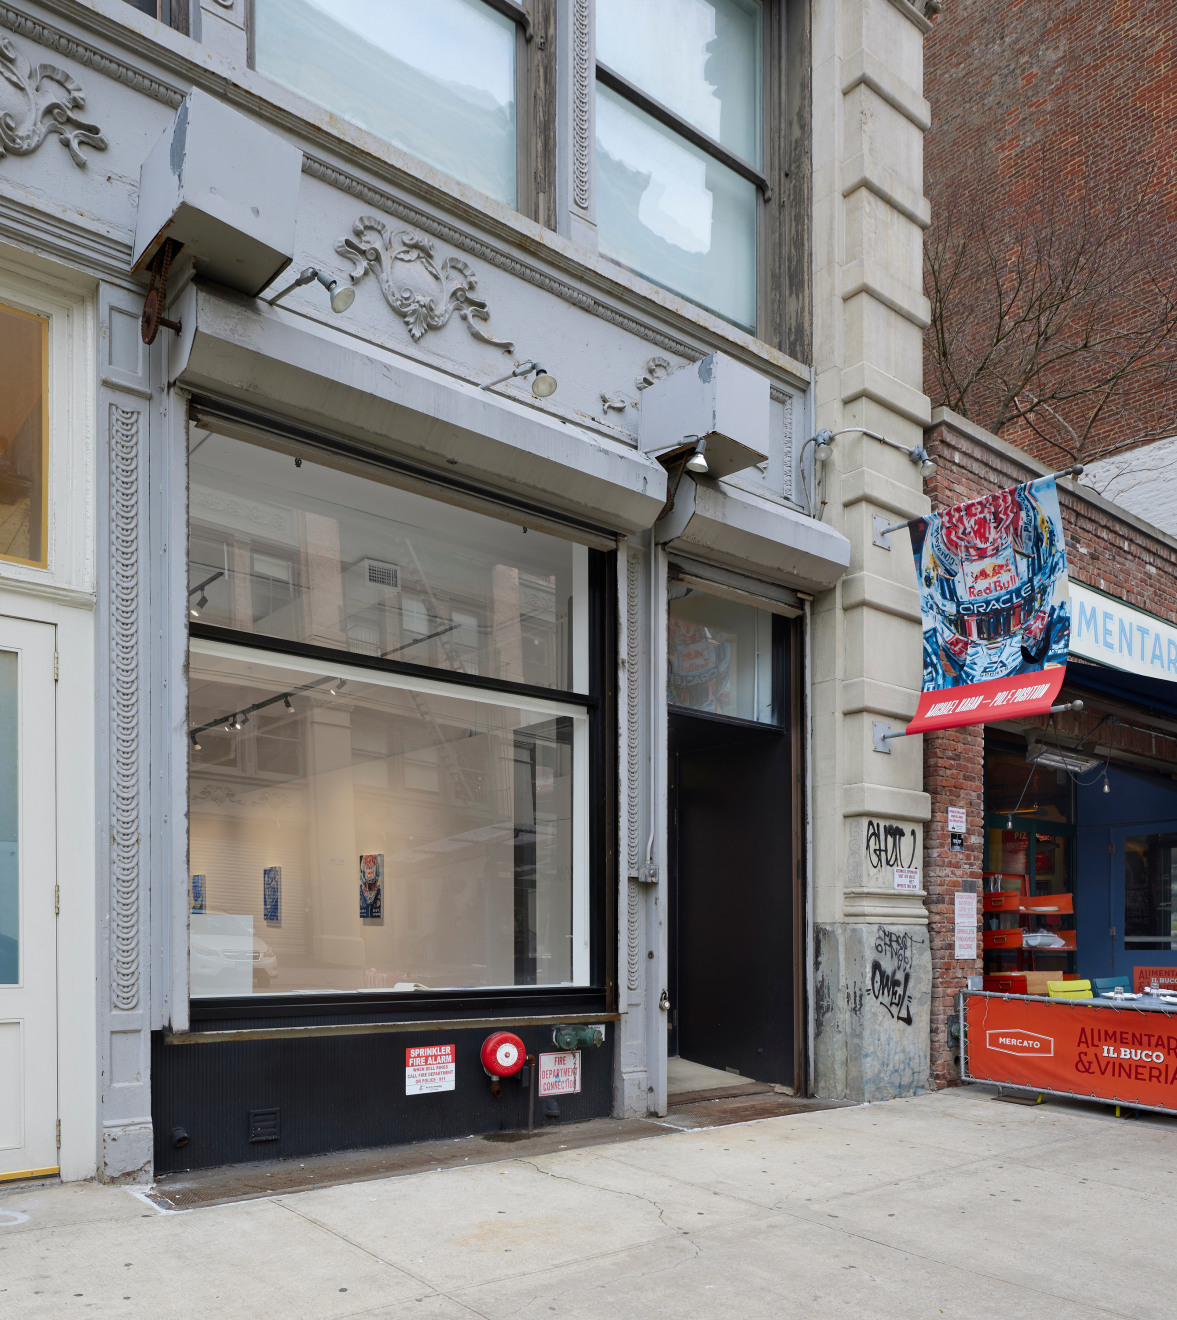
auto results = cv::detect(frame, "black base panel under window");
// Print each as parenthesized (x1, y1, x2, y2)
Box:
(151, 1025, 613, 1173)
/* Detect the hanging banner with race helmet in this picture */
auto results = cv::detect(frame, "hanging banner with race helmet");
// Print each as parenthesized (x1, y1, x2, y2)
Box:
(907, 476, 1070, 734)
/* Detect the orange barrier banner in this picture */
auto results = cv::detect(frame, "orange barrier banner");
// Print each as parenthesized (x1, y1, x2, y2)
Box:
(964, 992, 1177, 1113)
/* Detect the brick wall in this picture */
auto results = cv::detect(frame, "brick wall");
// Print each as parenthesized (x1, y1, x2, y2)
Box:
(921, 410, 1177, 1085)
(923, 0, 1177, 465)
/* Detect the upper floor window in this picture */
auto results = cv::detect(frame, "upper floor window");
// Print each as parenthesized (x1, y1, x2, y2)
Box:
(121, 0, 191, 34)
(595, 0, 765, 330)
(0, 304, 47, 569)
(254, 0, 519, 207)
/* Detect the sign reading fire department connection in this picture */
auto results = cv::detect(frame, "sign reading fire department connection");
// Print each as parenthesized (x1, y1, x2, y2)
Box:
(906, 476, 1070, 734)
(964, 994, 1177, 1114)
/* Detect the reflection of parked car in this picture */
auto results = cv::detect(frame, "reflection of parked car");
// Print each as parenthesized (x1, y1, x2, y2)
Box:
(190, 912, 278, 992)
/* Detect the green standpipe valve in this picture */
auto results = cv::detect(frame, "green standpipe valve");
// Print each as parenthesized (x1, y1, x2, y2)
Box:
(552, 1024, 605, 1051)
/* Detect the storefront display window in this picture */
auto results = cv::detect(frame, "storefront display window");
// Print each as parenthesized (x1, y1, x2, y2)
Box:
(0, 303, 47, 568)
(188, 429, 597, 1000)
(666, 586, 777, 723)
(189, 430, 589, 694)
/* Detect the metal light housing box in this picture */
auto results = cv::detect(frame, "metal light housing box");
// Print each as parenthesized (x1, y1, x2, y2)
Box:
(132, 89, 302, 296)
(639, 353, 769, 479)
(1026, 741, 1100, 773)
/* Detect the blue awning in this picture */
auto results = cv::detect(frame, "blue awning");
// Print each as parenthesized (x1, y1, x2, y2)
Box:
(1065, 660, 1177, 720)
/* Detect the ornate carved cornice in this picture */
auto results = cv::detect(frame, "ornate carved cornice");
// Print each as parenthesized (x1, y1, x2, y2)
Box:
(0, 5, 182, 107)
(304, 155, 705, 366)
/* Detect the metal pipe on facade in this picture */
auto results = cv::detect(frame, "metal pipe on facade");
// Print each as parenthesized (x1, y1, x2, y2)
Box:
(803, 595, 816, 1094)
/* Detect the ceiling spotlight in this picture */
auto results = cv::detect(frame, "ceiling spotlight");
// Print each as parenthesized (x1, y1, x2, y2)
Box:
(283, 695, 295, 712)
(225, 714, 240, 732)
(909, 445, 937, 479)
(190, 731, 202, 751)
(189, 591, 208, 619)
(266, 266, 355, 314)
(685, 437, 710, 475)
(329, 678, 346, 696)
(480, 360, 558, 398)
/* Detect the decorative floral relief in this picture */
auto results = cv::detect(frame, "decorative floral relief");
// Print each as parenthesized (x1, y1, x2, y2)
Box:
(338, 215, 514, 352)
(0, 35, 106, 167)
(600, 393, 635, 416)
(635, 356, 672, 391)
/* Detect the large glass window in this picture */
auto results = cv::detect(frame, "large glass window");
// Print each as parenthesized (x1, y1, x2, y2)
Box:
(189, 430, 589, 694)
(188, 429, 596, 999)
(1125, 833, 1177, 950)
(0, 304, 47, 569)
(254, 0, 518, 206)
(667, 585, 777, 723)
(596, 0, 764, 328)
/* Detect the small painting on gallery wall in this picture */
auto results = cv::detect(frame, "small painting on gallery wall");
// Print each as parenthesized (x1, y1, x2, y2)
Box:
(263, 866, 282, 924)
(359, 853, 383, 919)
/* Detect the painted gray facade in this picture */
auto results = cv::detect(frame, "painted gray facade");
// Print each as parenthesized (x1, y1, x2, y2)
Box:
(0, 0, 935, 1182)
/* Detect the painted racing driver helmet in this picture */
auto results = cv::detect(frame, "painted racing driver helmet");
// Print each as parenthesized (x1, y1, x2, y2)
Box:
(919, 483, 1069, 687)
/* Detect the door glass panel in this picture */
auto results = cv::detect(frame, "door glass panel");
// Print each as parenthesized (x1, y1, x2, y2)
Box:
(667, 585, 776, 723)
(0, 652, 17, 984)
(0, 304, 47, 568)
(1124, 832, 1177, 948)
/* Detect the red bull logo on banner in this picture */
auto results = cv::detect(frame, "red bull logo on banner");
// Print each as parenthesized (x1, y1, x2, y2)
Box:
(906, 477, 1070, 734)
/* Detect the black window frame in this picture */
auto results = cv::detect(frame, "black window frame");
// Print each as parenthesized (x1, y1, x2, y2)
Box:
(185, 412, 616, 1031)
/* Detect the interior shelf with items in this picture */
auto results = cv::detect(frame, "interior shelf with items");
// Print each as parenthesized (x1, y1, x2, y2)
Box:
(982, 818, 1078, 989)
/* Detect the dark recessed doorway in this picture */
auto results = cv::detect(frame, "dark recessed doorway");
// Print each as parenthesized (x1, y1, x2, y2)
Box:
(665, 591, 800, 1090)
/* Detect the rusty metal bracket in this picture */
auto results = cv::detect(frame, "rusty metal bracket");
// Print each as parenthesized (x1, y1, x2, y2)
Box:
(140, 238, 184, 345)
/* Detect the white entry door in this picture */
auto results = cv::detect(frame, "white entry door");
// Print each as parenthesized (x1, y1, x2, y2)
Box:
(0, 617, 57, 1180)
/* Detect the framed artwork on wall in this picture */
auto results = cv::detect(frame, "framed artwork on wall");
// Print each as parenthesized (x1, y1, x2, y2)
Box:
(359, 853, 383, 919)
(263, 866, 282, 924)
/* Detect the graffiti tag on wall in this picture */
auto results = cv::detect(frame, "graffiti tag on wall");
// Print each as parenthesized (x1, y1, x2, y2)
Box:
(865, 820, 918, 870)
(870, 926, 914, 1026)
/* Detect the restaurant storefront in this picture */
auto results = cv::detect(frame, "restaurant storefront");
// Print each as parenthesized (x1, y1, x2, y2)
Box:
(922, 411, 1177, 1109)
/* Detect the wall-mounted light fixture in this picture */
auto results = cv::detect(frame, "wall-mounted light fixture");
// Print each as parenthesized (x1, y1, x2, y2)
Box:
(266, 266, 356, 314)
(684, 437, 709, 475)
(480, 360, 558, 398)
(801, 426, 938, 519)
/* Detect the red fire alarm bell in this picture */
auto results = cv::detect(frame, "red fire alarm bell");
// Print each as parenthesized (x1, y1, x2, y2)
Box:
(481, 1031, 526, 1078)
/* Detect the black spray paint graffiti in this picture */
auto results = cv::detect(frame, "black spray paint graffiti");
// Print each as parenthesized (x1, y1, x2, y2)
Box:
(869, 926, 914, 1025)
(865, 820, 917, 870)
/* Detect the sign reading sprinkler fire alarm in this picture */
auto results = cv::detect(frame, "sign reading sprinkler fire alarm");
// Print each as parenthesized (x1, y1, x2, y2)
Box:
(894, 867, 920, 892)
(537, 1051, 582, 1096)
(405, 1043, 456, 1096)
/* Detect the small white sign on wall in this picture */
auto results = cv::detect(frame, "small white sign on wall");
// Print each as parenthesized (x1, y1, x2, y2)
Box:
(893, 867, 920, 892)
(537, 1051, 582, 1096)
(947, 807, 966, 833)
(954, 892, 978, 959)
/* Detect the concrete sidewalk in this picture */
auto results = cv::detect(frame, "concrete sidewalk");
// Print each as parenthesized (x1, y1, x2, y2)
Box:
(1, 1085, 1173, 1319)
